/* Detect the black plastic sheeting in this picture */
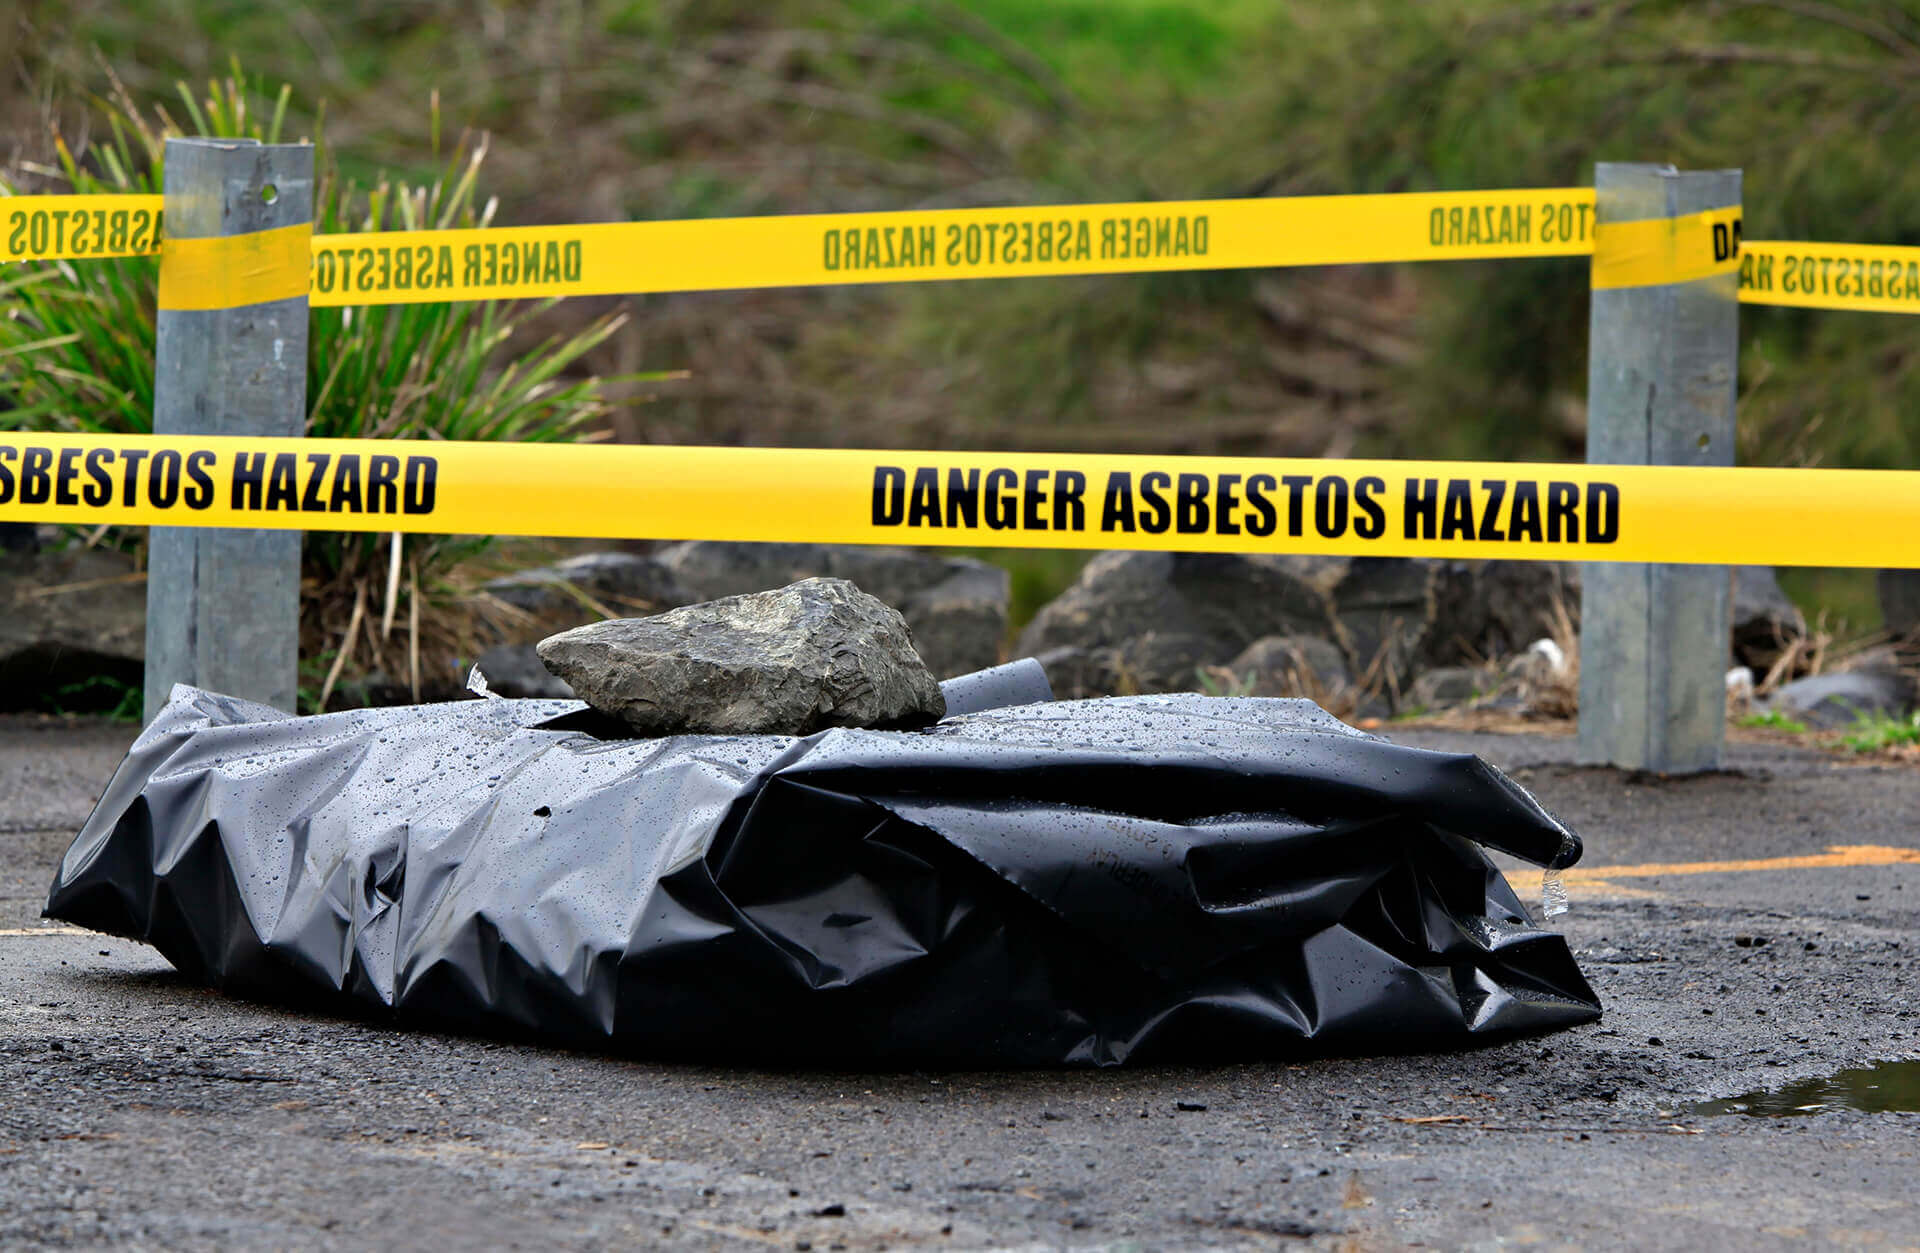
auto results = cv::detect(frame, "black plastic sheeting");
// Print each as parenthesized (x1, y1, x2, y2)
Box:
(46, 685, 1599, 1065)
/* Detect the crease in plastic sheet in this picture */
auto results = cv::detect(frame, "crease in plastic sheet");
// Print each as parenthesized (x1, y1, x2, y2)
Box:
(45, 685, 1600, 1065)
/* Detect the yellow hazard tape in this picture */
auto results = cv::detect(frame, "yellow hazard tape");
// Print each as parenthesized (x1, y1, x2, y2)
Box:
(1738, 240, 1920, 314)
(303, 189, 1603, 307)
(1, 195, 163, 262)
(8, 188, 1743, 301)
(157, 224, 312, 311)
(0, 434, 1914, 569)
(1591, 206, 1743, 291)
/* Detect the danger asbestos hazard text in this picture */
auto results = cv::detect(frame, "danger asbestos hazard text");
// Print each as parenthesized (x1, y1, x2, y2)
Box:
(3, 435, 1913, 569)
(310, 237, 582, 299)
(0, 443, 438, 517)
(1428, 198, 1592, 248)
(823, 213, 1210, 273)
(3, 205, 163, 260)
(1740, 248, 1920, 306)
(871, 465, 1619, 546)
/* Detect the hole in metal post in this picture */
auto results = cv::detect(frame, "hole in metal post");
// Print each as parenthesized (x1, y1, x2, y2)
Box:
(260, 183, 279, 206)
(1696, 433, 1710, 451)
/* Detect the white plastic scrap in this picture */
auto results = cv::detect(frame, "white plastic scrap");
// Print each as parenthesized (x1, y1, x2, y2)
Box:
(1541, 869, 1570, 919)
(1540, 828, 1577, 920)
(466, 664, 499, 699)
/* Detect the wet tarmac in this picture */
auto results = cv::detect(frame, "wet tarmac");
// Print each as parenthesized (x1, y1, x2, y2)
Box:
(2, 712, 1917, 1249)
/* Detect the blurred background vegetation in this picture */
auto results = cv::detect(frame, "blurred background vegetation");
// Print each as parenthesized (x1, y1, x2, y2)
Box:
(6, 0, 1917, 626)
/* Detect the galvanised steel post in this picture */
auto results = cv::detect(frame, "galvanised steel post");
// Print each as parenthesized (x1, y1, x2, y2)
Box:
(143, 138, 313, 722)
(1578, 162, 1741, 773)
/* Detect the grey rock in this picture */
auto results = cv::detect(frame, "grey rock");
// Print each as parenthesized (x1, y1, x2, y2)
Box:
(1014, 552, 1331, 694)
(1227, 635, 1351, 695)
(1014, 552, 1182, 656)
(473, 643, 576, 700)
(1434, 561, 1582, 661)
(536, 577, 945, 736)
(1880, 569, 1920, 644)
(1014, 552, 1576, 703)
(900, 562, 1010, 681)
(1029, 646, 1118, 701)
(1113, 631, 1221, 694)
(482, 552, 692, 619)
(654, 542, 1009, 679)
(0, 546, 146, 709)
(1731, 566, 1807, 674)
(1410, 665, 1490, 710)
(1337, 558, 1579, 687)
(1325, 558, 1433, 684)
(1764, 670, 1915, 730)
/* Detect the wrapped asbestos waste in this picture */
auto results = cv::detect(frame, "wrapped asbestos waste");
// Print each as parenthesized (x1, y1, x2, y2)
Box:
(45, 680, 1599, 1065)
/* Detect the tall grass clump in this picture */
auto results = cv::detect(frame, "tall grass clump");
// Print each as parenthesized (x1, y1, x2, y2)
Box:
(1, 63, 669, 699)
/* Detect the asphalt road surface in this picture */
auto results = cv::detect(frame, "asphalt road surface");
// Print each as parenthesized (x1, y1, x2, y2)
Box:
(3, 712, 1917, 1250)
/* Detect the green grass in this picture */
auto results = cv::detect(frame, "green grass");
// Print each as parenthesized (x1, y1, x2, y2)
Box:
(0, 70, 654, 471)
(1737, 710, 1810, 735)
(1836, 712, 1920, 754)
(916, 0, 1270, 90)
(1, 63, 676, 690)
(1195, 666, 1256, 699)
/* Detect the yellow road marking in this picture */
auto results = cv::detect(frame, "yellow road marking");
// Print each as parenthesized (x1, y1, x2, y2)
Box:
(1506, 844, 1919, 901)
(0, 926, 94, 938)
(1564, 844, 1920, 881)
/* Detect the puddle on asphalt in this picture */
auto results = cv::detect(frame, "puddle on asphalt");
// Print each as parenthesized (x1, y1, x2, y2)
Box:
(1690, 1060, 1920, 1117)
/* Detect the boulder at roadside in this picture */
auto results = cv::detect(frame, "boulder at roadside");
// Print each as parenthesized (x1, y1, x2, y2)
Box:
(537, 577, 945, 736)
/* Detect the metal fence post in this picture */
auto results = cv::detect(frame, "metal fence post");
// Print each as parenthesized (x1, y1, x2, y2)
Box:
(1578, 162, 1741, 772)
(143, 138, 314, 722)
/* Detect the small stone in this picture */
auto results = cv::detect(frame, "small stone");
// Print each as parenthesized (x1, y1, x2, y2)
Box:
(1228, 634, 1351, 695)
(1014, 551, 1332, 695)
(1731, 567, 1807, 674)
(538, 578, 944, 736)
(1409, 665, 1490, 710)
(1763, 669, 1915, 730)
